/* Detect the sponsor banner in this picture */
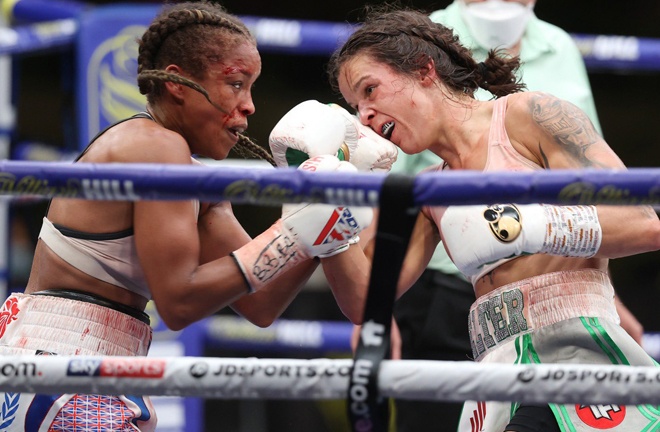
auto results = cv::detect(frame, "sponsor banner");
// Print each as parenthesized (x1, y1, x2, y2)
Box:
(66, 358, 165, 378)
(0, 356, 353, 399)
(76, 4, 157, 150)
(0, 19, 77, 55)
(3, 356, 660, 404)
(573, 34, 660, 71)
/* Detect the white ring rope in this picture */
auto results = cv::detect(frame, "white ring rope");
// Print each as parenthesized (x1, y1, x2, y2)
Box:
(0, 356, 658, 405)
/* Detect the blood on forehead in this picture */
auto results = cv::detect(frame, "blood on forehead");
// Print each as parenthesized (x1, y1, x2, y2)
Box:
(221, 41, 261, 74)
(223, 66, 242, 75)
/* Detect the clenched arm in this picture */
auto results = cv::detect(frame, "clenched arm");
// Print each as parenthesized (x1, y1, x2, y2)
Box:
(198, 202, 318, 327)
(511, 92, 660, 258)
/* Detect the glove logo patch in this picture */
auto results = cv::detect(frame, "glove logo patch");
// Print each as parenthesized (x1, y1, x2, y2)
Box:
(483, 204, 522, 243)
(313, 207, 359, 246)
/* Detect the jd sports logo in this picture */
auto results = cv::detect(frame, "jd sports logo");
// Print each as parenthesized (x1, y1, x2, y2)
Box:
(190, 362, 209, 378)
(576, 404, 625, 429)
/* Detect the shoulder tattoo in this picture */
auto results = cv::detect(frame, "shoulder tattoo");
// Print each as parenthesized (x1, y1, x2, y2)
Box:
(529, 94, 605, 168)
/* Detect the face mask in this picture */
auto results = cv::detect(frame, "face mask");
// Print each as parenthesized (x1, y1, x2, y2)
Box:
(459, 0, 534, 50)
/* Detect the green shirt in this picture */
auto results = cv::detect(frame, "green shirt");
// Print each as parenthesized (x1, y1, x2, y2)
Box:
(391, 1, 602, 275)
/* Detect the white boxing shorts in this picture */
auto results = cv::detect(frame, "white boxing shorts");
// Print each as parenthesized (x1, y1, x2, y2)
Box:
(458, 269, 659, 432)
(0, 292, 156, 431)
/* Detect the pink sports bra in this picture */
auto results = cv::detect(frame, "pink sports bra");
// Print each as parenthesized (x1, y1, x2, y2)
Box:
(426, 96, 542, 284)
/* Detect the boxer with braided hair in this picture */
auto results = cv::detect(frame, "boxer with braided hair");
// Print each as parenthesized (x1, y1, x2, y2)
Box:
(0, 2, 372, 429)
(136, 2, 274, 165)
(323, 6, 660, 432)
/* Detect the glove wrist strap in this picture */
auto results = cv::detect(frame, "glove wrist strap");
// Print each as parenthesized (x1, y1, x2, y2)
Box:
(231, 219, 309, 293)
(539, 205, 602, 257)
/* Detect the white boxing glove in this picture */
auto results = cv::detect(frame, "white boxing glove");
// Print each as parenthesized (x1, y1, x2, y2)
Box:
(269, 100, 359, 168)
(328, 104, 399, 172)
(230, 155, 373, 292)
(440, 203, 602, 279)
(269, 100, 398, 172)
(283, 203, 373, 258)
(282, 155, 373, 258)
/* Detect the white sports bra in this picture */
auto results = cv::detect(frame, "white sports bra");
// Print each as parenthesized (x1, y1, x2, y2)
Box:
(38, 112, 201, 300)
(39, 217, 151, 299)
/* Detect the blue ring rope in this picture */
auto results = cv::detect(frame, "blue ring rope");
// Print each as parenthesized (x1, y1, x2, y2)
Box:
(1, 0, 659, 71)
(0, 161, 657, 207)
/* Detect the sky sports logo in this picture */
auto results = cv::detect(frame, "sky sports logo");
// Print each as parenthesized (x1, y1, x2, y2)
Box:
(67, 358, 166, 378)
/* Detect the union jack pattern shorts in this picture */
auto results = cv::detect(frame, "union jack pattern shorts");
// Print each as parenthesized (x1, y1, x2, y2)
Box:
(0, 293, 156, 431)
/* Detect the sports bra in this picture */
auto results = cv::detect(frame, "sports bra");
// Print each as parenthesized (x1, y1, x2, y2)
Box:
(426, 96, 542, 284)
(39, 217, 151, 299)
(38, 112, 200, 300)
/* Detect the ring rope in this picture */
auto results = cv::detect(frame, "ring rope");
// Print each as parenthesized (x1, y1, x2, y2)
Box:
(2, 2, 660, 72)
(0, 161, 658, 206)
(0, 356, 658, 405)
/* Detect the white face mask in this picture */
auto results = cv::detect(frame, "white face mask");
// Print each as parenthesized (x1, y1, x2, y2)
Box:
(459, 0, 534, 50)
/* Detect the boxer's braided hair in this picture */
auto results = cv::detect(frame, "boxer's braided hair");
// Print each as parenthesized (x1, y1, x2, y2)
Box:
(137, 1, 275, 166)
(328, 6, 525, 99)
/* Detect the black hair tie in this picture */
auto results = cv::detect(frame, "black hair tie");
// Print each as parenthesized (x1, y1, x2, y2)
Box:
(477, 62, 488, 80)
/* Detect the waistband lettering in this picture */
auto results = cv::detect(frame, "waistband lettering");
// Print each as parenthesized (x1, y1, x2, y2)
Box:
(502, 288, 528, 334)
(488, 294, 510, 343)
(470, 287, 529, 359)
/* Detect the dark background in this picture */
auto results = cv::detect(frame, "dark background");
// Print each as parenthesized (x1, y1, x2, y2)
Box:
(10, 1, 660, 430)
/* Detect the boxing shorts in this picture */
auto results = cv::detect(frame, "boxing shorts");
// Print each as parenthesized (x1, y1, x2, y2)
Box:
(458, 269, 659, 432)
(0, 292, 156, 431)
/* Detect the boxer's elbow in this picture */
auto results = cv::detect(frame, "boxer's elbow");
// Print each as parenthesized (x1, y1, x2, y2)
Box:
(159, 311, 194, 332)
(340, 306, 364, 325)
(252, 316, 278, 328)
(240, 310, 278, 328)
(155, 301, 198, 331)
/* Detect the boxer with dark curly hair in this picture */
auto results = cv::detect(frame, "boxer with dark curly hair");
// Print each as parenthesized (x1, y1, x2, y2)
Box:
(323, 7, 660, 432)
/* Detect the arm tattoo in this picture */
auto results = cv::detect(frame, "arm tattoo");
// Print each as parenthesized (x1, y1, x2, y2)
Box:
(480, 270, 496, 285)
(530, 95, 605, 168)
